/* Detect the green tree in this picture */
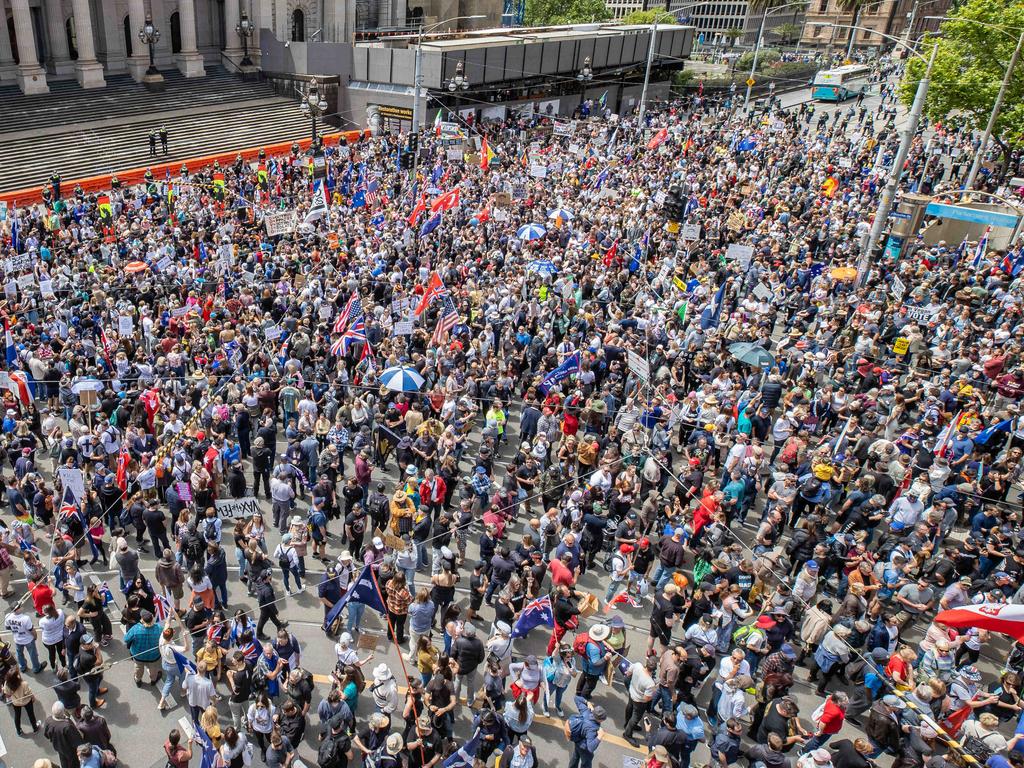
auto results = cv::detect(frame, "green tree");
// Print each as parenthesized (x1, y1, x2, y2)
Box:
(772, 22, 802, 43)
(621, 9, 661, 23)
(523, 0, 611, 26)
(899, 0, 1024, 174)
(723, 26, 746, 45)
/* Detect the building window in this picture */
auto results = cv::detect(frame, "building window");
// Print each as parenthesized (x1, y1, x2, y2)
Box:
(122, 14, 132, 57)
(291, 8, 305, 41)
(818, 0, 828, 12)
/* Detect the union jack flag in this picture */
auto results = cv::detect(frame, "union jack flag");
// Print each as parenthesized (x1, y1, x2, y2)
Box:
(154, 591, 172, 621)
(333, 293, 363, 334)
(431, 293, 459, 346)
(331, 317, 366, 356)
(58, 485, 78, 519)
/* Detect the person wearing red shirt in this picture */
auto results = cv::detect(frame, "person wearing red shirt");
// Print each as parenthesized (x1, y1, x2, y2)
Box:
(802, 691, 849, 752)
(30, 579, 56, 617)
(548, 551, 576, 590)
(885, 647, 916, 690)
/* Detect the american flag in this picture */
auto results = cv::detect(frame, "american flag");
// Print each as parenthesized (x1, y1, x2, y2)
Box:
(366, 177, 382, 207)
(331, 317, 366, 356)
(431, 293, 459, 346)
(333, 293, 362, 334)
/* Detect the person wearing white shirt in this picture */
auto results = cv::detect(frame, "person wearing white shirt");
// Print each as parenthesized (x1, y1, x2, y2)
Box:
(39, 605, 67, 671)
(4, 604, 45, 673)
(710, 649, 750, 723)
(623, 657, 658, 744)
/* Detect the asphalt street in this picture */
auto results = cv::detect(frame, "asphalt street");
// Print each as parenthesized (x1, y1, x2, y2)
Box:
(0, 80, 918, 768)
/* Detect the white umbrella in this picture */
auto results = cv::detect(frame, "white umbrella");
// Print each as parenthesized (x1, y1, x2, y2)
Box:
(379, 365, 426, 392)
(517, 223, 546, 241)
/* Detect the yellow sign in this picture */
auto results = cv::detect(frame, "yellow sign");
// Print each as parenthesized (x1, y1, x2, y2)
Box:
(894, 337, 910, 355)
(746, 77, 756, 87)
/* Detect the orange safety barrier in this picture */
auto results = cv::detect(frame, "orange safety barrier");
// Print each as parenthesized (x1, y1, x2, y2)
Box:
(0, 129, 369, 206)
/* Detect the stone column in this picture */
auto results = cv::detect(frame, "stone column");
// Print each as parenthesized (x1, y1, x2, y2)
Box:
(10, 0, 48, 93)
(275, 0, 287, 42)
(43, 0, 73, 75)
(0, 1, 19, 83)
(222, 0, 242, 58)
(126, 0, 147, 80)
(175, 0, 204, 76)
(70, 0, 104, 87)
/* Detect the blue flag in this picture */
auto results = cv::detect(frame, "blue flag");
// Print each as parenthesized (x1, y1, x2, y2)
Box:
(351, 189, 366, 208)
(172, 648, 197, 675)
(975, 418, 1014, 445)
(700, 282, 726, 330)
(737, 136, 758, 152)
(538, 351, 581, 395)
(443, 729, 481, 768)
(10, 218, 19, 253)
(510, 595, 554, 639)
(420, 212, 442, 238)
(322, 564, 387, 631)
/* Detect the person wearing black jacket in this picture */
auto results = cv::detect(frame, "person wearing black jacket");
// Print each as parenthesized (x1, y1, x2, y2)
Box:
(252, 437, 273, 498)
(205, 544, 229, 609)
(830, 738, 874, 768)
(451, 623, 485, 705)
(255, 572, 287, 640)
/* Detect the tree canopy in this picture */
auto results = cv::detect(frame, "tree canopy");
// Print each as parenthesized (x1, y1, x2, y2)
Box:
(523, 0, 611, 26)
(899, 0, 1024, 154)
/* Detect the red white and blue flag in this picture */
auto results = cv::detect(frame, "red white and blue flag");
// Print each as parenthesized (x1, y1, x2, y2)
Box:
(331, 317, 366, 356)
(333, 293, 363, 334)
(154, 591, 172, 621)
(431, 293, 459, 346)
(510, 594, 554, 639)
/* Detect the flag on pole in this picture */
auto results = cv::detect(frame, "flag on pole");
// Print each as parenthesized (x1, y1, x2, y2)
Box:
(971, 226, 991, 269)
(115, 445, 130, 491)
(414, 272, 446, 316)
(408, 195, 427, 227)
(934, 603, 1024, 643)
(333, 293, 363, 335)
(430, 188, 461, 214)
(433, 109, 443, 136)
(602, 239, 619, 268)
(8, 370, 33, 407)
(510, 595, 554, 638)
(481, 138, 496, 171)
(442, 730, 481, 768)
(598, 90, 608, 109)
(4, 321, 16, 367)
(538, 352, 581, 395)
(647, 128, 668, 150)
(431, 293, 459, 346)
(933, 411, 964, 457)
(975, 418, 1014, 445)
(154, 592, 172, 622)
(419, 212, 442, 238)
(700, 282, 726, 330)
(304, 180, 329, 224)
(322, 565, 387, 631)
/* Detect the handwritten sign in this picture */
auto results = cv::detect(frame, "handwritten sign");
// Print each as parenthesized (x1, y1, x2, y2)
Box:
(753, 282, 773, 301)
(529, 164, 548, 179)
(175, 482, 193, 503)
(214, 496, 261, 520)
(57, 467, 86, 504)
(681, 223, 701, 241)
(264, 210, 297, 237)
(891, 274, 906, 301)
(394, 321, 414, 336)
(264, 325, 282, 341)
(15, 273, 34, 290)
(726, 243, 754, 269)
(894, 337, 910, 355)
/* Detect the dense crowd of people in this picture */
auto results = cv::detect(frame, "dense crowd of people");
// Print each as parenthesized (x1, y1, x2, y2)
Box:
(1, 53, 1024, 768)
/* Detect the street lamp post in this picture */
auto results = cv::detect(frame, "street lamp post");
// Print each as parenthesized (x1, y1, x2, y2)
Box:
(300, 77, 328, 151)
(410, 15, 485, 181)
(819, 25, 939, 285)
(237, 11, 255, 67)
(138, 14, 160, 76)
(957, 24, 1024, 190)
(743, 1, 807, 111)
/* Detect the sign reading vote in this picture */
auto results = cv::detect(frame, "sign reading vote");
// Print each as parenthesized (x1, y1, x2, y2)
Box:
(214, 496, 261, 520)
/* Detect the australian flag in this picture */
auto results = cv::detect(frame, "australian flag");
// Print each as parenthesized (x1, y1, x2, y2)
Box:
(322, 565, 386, 631)
(510, 595, 554, 639)
(538, 352, 581, 395)
(443, 729, 481, 768)
(975, 418, 1014, 445)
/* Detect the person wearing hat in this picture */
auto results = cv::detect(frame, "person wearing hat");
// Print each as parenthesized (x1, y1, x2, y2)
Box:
(565, 695, 606, 768)
(370, 663, 400, 714)
(577, 623, 614, 700)
(796, 747, 834, 768)
(404, 713, 443, 768)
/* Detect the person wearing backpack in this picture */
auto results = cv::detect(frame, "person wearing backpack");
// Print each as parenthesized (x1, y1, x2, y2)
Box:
(574, 623, 613, 700)
(564, 695, 606, 768)
(318, 714, 352, 768)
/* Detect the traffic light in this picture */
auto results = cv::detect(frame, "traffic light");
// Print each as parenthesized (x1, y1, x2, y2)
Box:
(400, 152, 414, 170)
(663, 185, 685, 223)
(407, 132, 418, 154)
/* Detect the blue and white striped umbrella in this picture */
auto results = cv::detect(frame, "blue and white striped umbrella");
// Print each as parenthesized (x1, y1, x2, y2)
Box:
(527, 260, 558, 277)
(517, 223, 547, 241)
(379, 365, 426, 392)
(546, 208, 574, 223)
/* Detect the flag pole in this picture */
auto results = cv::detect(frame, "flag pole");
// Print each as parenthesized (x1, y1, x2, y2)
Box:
(367, 566, 428, 765)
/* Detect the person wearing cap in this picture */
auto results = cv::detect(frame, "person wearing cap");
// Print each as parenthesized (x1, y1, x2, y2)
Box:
(404, 713, 442, 768)
(566, 695, 606, 768)
(795, 747, 834, 768)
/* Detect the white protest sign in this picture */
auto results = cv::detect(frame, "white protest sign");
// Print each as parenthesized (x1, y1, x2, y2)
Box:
(39, 279, 54, 298)
(118, 315, 133, 336)
(903, 303, 938, 322)
(725, 243, 754, 269)
(214, 496, 262, 520)
(529, 164, 548, 179)
(156, 255, 173, 272)
(394, 321, 414, 336)
(891, 274, 906, 301)
(264, 325, 282, 341)
(654, 191, 667, 206)
(681, 223, 701, 241)
(446, 149, 464, 162)
(171, 306, 189, 318)
(57, 467, 86, 504)
(753, 282, 774, 301)
(492, 209, 509, 222)
(264, 210, 297, 237)
(626, 350, 650, 381)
